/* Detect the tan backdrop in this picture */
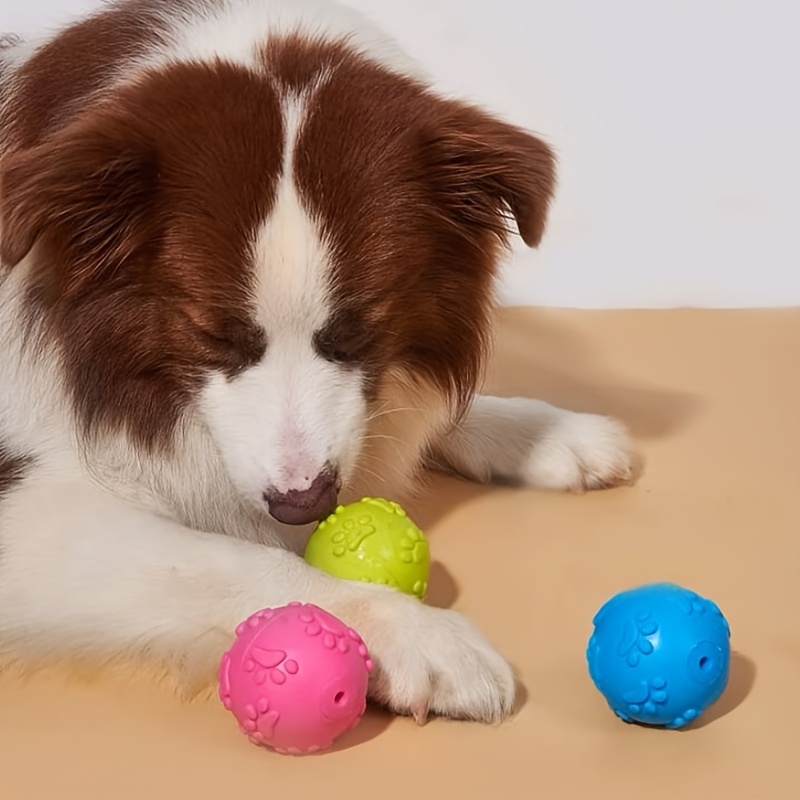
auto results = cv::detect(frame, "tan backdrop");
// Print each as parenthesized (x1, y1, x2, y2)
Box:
(2, 307, 799, 800)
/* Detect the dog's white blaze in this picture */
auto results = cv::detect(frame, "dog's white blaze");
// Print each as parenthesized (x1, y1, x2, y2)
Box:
(257, 94, 330, 332)
(197, 92, 366, 506)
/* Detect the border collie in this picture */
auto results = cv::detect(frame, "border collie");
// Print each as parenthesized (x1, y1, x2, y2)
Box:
(0, 0, 635, 723)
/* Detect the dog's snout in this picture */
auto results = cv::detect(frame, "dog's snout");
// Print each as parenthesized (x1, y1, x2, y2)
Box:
(264, 469, 339, 526)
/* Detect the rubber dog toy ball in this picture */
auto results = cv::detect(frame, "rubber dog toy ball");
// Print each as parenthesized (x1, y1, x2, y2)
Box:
(218, 603, 372, 755)
(586, 582, 731, 729)
(304, 497, 430, 600)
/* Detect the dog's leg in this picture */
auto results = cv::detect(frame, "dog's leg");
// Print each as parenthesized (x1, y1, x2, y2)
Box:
(0, 477, 515, 722)
(428, 395, 636, 491)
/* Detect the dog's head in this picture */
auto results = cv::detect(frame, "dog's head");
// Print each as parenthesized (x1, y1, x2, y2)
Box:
(0, 39, 556, 524)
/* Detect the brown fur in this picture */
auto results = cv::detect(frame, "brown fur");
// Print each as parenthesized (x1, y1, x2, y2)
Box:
(0, 445, 32, 498)
(1, 61, 282, 450)
(0, 27, 555, 454)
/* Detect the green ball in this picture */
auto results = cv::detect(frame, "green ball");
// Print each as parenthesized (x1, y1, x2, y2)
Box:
(304, 497, 430, 600)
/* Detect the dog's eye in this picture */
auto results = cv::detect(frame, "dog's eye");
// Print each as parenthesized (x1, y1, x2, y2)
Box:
(202, 318, 267, 375)
(313, 326, 370, 365)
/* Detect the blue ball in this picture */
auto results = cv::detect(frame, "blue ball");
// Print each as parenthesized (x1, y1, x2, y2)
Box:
(586, 582, 731, 729)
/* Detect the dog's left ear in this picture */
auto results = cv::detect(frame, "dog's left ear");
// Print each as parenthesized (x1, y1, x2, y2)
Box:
(0, 115, 158, 280)
(422, 104, 557, 248)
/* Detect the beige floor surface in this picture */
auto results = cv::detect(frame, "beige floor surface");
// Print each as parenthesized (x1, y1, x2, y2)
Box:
(1, 307, 799, 800)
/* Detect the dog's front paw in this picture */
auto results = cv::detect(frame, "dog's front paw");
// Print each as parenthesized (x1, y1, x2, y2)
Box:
(429, 396, 638, 494)
(340, 588, 516, 723)
(523, 411, 636, 492)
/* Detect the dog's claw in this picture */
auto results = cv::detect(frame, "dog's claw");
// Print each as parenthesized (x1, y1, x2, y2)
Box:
(412, 703, 429, 726)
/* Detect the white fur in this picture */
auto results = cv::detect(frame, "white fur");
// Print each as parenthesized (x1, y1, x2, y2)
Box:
(0, 263, 77, 468)
(131, 0, 427, 82)
(0, 0, 636, 724)
(199, 94, 366, 504)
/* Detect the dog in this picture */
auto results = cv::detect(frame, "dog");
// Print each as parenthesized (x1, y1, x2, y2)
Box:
(0, 0, 635, 723)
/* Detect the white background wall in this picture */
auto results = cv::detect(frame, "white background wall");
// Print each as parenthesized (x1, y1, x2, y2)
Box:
(2, 0, 799, 308)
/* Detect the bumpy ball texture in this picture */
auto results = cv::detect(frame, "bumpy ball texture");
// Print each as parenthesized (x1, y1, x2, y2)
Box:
(304, 497, 430, 600)
(586, 583, 731, 729)
(218, 603, 372, 755)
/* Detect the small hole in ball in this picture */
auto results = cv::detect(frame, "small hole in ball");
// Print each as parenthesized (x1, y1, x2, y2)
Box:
(334, 691, 345, 704)
(699, 656, 710, 670)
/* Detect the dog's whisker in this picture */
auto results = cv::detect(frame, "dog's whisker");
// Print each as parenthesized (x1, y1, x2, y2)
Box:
(358, 451, 399, 471)
(365, 406, 426, 422)
(362, 433, 403, 444)
(355, 465, 387, 485)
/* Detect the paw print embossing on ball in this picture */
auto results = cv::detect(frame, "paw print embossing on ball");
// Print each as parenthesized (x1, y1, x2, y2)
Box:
(304, 497, 430, 599)
(330, 515, 377, 557)
(219, 603, 372, 755)
(617, 612, 660, 667)
(619, 675, 670, 718)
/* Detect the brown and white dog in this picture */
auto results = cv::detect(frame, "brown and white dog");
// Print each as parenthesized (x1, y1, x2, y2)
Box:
(0, 0, 635, 723)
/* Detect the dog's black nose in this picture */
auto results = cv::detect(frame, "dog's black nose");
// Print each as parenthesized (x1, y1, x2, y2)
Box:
(264, 470, 339, 526)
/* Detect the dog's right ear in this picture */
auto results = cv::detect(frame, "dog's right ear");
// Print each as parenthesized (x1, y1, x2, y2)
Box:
(0, 117, 159, 289)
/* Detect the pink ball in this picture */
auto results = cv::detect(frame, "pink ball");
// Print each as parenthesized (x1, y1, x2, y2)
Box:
(218, 602, 373, 755)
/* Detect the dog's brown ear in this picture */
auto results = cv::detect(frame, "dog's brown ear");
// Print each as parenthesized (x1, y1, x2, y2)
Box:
(0, 116, 158, 286)
(422, 104, 557, 248)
